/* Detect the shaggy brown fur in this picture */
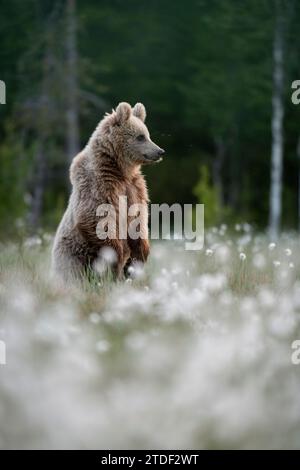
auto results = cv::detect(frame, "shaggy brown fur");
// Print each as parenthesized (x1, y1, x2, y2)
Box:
(52, 102, 164, 284)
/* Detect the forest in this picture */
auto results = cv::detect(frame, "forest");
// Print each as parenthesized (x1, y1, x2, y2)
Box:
(1, 0, 300, 239)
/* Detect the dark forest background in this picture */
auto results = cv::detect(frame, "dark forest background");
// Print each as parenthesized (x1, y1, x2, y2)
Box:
(1, 0, 300, 239)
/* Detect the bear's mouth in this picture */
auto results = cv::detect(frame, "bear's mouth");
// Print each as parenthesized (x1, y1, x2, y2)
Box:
(143, 154, 163, 163)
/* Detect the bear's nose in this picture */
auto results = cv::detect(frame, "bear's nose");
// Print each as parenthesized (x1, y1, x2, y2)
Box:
(158, 148, 165, 155)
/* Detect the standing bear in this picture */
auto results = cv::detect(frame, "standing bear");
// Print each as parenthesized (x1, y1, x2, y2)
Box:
(52, 102, 164, 284)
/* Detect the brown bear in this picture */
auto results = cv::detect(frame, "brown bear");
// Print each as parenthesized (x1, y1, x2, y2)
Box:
(52, 102, 164, 284)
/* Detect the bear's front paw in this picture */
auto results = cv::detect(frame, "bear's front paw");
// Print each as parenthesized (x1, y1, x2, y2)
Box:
(134, 239, 150, 263)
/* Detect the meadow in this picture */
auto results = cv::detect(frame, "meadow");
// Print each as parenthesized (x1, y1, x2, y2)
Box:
(0, 224, 300, 449)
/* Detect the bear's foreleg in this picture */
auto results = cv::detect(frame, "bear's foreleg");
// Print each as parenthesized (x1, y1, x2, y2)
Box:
(128, 238, 150, 263)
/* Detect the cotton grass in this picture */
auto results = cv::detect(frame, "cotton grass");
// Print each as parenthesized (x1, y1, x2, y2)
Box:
(0, 228, 300, 449)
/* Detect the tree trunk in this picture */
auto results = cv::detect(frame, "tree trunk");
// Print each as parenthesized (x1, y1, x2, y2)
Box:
(269, 0, 285, 240)
(66, 0, 80, 170)
(27, 46, 52, 231)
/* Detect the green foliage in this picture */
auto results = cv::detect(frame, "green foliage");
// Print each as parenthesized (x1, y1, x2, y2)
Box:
(1, 0, 300, 233)
(0, 122, 31, 232)
(193, 165, 234, 227)
(193, 165, 220, 226)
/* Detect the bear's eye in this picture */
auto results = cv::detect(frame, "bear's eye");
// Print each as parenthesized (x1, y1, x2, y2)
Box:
(136, 134, 145, 142)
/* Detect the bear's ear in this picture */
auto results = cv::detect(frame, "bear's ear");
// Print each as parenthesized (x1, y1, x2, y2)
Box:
(133, 102, 146, 122)
(115, 102, 131, 124)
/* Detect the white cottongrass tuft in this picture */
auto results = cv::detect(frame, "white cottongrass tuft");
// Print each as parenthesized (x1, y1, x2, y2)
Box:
(252, 253, 266, 270)
(93, 247, 117, 274)
(89, 312, 101, 324)
(216, 245, 230, 264)
(95, 339, 110, 353)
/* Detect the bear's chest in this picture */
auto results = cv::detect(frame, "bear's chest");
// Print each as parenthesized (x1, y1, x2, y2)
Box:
(125, 183, 141, 207)
(125, 175, 147, 205)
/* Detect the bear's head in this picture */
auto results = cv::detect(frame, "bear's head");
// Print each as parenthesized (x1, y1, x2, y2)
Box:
(100, 102, 165, 166)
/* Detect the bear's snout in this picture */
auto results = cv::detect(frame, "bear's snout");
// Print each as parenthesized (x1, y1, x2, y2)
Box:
(143, 147, 165, 163)
(153, 147, 165, 161)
